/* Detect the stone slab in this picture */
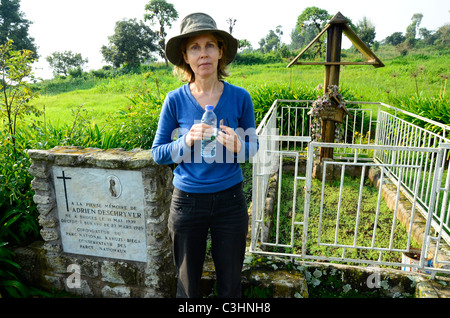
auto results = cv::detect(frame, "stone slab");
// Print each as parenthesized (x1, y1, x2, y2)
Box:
(53, 166, 147, 262)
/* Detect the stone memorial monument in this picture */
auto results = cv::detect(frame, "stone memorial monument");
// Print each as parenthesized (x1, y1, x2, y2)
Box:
(26, 146, 175, 297)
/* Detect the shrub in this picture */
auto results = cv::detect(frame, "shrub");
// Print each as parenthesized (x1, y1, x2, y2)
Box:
(234, 52, 284, 65)
(0, 130, 39, 298)
(393, 95, 450, 135)
(0, 130, 40, 245)
(249, 83, 357, 125)
(249, 83, 317, 124)
(107, 87, 164, 150)
(0, 242, 29, 297)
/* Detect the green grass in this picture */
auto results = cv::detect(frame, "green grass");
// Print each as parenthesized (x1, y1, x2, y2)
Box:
(269, 171, 416, 266)
(30, 69, 181, 128)
(28, 45, 448, 129)
(34, 91, 128, 127)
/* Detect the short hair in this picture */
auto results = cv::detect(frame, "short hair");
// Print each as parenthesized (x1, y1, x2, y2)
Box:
(173, 33, 230, 83)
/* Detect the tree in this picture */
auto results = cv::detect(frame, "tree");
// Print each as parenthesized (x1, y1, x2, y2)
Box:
(0, 39, 39, 151)
(385, 32, 405, 46)
(101, 19, 157, 68)
(290, 23, 320, 52)
(356, 17, 376, 48)
(227, 18, 237, 34)
(289, 27, 304, 51)
(405, 13, 423, 47)
(259, 26, 283, 53)
(296, 7, 331, 57)
(144, 0, 178, 67)
(0, 0, 37, 55)
(46, 51, 88, 77)
(434, 23, 450, 47)
(238, 39, 252, 52)
(418, 28, 432, 40)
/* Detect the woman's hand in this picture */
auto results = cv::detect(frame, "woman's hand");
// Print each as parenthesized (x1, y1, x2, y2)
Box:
(185, 123, 215, 148)
(217, 125, 242, 154)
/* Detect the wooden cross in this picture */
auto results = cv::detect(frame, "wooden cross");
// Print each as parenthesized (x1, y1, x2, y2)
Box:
(288, 12, 384, 162)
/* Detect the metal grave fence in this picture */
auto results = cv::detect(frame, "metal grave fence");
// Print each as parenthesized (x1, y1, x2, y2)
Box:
(250, 100, 450, 275)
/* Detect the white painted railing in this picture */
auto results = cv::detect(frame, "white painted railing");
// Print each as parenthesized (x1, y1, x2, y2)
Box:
(250, 100, 450, 275)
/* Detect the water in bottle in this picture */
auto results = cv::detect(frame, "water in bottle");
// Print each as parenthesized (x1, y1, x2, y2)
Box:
(201, 105, 217, 158)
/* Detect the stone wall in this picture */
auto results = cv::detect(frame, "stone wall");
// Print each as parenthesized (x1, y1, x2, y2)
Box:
(20, 146, 176, 297)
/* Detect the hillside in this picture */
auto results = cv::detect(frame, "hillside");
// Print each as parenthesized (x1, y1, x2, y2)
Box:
(31, 45, 449, 128)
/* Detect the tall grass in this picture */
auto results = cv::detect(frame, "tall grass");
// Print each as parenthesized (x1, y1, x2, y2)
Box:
(393, 95, 450, 135)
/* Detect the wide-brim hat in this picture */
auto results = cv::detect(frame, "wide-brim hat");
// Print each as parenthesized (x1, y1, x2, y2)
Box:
(165, 12, 239, 66)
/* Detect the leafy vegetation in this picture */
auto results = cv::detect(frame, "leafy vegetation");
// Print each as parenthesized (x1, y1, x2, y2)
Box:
(1, 39, 41, 150)
(0, 1, 448, 297)
(46, 51, 89, 77)
(269, 172, 415, 265)
(101, 19, 158, 68)
(0, 0, 37, 54)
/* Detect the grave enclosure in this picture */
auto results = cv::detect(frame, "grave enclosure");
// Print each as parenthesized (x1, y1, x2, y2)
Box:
(251, 11, 450, 277)
(22, 146, 176, 297)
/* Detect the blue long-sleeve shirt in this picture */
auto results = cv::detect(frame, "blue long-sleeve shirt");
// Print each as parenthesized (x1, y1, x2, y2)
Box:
(151, 81, 259, 193)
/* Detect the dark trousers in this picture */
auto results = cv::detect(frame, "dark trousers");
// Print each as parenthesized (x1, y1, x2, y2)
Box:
(168, 182, 248, 298)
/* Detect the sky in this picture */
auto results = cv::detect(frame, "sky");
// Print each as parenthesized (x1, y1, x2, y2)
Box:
(19, 0, 450, 80)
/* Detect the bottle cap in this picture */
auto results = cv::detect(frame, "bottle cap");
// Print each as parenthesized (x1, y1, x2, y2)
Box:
(205, 105, 214, 111)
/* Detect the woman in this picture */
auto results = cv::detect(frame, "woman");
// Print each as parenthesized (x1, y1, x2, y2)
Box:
(151, 12, 258, 298)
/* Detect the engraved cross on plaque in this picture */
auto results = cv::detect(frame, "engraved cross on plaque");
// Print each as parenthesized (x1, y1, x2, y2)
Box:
(57, 170, 72, 212)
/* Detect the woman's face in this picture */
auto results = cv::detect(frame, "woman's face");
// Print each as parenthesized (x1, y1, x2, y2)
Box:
(183, 33, 223, 80)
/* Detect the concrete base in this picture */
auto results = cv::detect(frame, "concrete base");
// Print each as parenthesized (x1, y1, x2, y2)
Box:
(14, 240, 176, 298)
(199, 255, 450, 298)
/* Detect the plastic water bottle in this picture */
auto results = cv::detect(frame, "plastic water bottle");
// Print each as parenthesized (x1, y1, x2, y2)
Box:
(201, 105, 217, 158)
